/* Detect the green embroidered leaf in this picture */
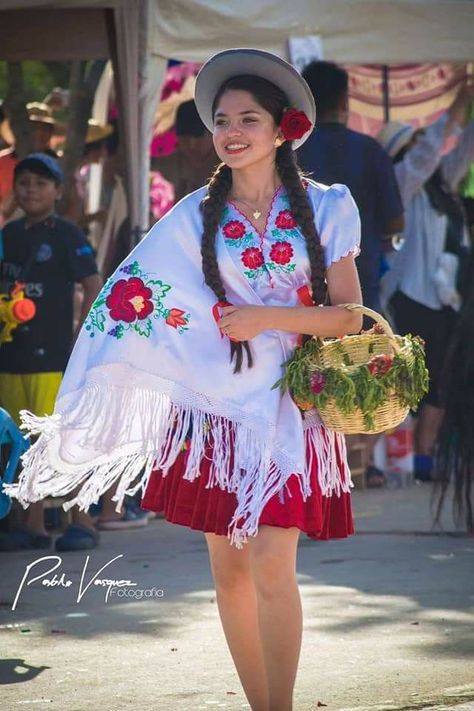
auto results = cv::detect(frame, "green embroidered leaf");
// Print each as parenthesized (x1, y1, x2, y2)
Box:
(147, 280, 172, 298)
(133, 318, 152, 338)
(129, 261, 141, 276)
(95, 311, 106, 332)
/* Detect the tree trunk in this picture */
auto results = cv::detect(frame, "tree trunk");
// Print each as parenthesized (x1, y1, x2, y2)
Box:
(58, 59, 107, 217)
(3, 62, 32, 159)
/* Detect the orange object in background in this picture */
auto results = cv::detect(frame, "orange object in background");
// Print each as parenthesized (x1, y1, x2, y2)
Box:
(0, 281, 36, 345)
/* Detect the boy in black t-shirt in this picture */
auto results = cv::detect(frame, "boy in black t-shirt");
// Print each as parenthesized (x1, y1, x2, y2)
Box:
(0, 153, 103, 551)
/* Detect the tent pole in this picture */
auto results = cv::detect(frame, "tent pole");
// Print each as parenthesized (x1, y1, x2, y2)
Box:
(382, 64, 390, 123)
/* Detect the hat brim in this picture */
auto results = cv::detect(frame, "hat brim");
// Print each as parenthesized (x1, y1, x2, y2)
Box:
(85, 124, 113, 144)
(29, 115, 56, 126)
(195, 48, 315, 150)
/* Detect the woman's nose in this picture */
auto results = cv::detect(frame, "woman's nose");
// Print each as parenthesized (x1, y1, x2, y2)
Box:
(226, 122, 242, 137)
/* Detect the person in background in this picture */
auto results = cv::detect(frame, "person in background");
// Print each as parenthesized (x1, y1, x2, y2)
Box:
(0, 100, 15, 151)
(65, 119, 113, 232)
(299, 60, 405, 488)
(0, 102, 58, 227)
(151, 99, 219, 203)
(434, 248, 474, 534)
(298, 61, 404, 312)
(377, 81, 474, 482)
(0, 153, 103, 552)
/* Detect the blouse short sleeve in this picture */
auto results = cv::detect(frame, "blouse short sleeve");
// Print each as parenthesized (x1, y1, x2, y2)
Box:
(311, 183, 361, 268)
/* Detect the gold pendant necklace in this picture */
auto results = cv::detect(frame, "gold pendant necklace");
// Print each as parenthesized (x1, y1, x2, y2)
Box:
(233, 197, 264, 221)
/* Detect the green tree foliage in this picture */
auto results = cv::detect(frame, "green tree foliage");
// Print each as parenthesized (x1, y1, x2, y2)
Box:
(0, 61, 70, 102)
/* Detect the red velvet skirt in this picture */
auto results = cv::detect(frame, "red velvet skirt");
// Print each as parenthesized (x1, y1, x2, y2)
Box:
(141, 436, 354, 541)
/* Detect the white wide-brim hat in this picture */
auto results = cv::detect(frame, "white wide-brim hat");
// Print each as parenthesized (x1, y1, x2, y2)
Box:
(194, 48, 315, 150)
(377, 121, 416, 158)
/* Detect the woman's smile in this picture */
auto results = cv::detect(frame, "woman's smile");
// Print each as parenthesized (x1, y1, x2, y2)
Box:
(224, 142, 250, 155)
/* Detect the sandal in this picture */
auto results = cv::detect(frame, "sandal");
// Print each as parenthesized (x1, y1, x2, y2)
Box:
(55, 524, 99, 552)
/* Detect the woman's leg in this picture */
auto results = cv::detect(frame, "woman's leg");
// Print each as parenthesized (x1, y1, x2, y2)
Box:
(205, 532, 269, 711)
(248, 525, 302, 711)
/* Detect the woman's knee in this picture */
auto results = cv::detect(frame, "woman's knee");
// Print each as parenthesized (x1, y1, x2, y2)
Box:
(205, 533, 252, 593)
(249, 527, 299, 601)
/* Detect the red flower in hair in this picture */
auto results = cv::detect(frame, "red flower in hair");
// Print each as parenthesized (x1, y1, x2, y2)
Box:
(270, 241, 294, 265)
(241, 247, 264, 270)
(275, 209, 297, 230)
(280, 108, 312, 141)
(223, 220, 246, 240)
(106, 277, 154, 322)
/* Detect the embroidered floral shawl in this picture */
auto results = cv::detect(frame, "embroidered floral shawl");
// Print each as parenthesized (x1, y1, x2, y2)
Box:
(6, 180, 361, 547)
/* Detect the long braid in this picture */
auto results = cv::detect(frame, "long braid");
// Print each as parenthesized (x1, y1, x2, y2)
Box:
(276, 141, 327, 306)
(200, 162, 253, 373)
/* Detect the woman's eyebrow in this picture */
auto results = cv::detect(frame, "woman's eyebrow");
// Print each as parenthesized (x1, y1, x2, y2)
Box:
(214, 109, 262, 117)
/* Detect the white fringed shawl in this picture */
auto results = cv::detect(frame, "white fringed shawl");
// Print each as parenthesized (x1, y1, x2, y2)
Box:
(6, 183, 356, 547)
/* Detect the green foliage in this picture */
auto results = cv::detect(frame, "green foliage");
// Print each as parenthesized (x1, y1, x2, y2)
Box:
(275, 334, 429, 429)
(0, 61, 71, 103)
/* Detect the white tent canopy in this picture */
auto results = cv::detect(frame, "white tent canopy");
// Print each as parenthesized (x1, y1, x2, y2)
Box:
(1, 0, 473, 235)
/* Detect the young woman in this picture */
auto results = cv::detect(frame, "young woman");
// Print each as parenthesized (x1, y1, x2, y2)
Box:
(7, 49, 362, 711)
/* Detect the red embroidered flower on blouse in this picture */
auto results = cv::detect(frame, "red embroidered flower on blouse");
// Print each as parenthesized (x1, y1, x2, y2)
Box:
(270, 241, 294, 265)
(106, 277, 154, 322)
(275, 209, 297, 230)
(280, 108, 312, 141)
(165, 308, 187, 329)
(241, 247, 264, 270)
(223, 220, 246, 240)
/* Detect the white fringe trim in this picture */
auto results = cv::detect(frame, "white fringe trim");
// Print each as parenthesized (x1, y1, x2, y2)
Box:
(5, 391, 351, 549)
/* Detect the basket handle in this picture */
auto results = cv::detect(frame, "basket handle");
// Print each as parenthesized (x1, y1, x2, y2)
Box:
(338, 302, 401, 353)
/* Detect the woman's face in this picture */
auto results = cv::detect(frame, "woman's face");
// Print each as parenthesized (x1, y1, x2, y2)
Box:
(212, 89, 280, 170)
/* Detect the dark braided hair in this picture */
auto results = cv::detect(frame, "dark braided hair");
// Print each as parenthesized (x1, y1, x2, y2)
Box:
(275, 140, 327, 306)
(200, 75, 326, 373)
(433, 248, 474, 534)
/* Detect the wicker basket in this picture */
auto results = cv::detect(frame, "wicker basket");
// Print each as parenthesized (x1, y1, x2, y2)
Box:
(308, 303, 415, 435)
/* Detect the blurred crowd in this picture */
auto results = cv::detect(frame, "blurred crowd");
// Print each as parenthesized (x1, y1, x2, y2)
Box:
(1, 58, 473, 553)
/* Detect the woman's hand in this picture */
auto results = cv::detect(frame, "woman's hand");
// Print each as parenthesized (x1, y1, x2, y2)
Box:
(217, 305, 268, 341)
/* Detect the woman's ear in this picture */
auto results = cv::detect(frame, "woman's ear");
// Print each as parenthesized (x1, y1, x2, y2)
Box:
(274, 134, 285, 148)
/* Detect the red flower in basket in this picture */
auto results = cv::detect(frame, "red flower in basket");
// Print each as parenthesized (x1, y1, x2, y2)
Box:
(275, 209, 297, 230)
(367, 354, 394, 377)
(310, 371, 326, 394)
(106, 277, 154, 322)
(241, 247, 264, 270)
(270, 241, 294, 265)
(223, 220, 246, 240)
(165, 308, 187, 329)
(280, 108, 312, 141)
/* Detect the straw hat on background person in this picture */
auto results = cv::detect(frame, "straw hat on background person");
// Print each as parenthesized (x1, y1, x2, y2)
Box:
(85, 119, 113, 144)
(26, 102, 57, 126)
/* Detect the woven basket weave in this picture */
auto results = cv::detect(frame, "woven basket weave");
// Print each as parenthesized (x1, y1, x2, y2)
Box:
(308, 303, 414, 434)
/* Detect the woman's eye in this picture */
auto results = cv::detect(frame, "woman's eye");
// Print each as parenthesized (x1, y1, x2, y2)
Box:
(215, 119, 227, 127)
(243, 117, 257, 123)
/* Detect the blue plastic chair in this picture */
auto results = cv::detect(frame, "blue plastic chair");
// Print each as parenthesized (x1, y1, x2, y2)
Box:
(0, 407, 30, 519)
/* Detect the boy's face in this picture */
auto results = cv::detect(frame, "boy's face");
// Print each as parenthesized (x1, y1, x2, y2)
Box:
(14, 170, 62, 219)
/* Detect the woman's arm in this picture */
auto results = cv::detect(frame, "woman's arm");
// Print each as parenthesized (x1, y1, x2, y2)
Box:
(218, 253, 362, 341)
(394, 84, 474, 206)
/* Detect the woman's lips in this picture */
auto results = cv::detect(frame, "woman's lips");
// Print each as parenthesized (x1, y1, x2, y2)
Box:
(225, 143, 249, 155)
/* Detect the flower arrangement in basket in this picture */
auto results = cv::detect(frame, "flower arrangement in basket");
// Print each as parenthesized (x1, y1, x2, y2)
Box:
(275, 304, 429, 434)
